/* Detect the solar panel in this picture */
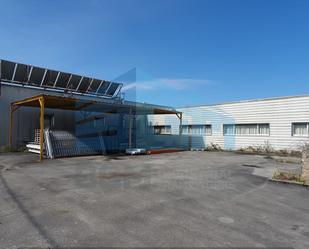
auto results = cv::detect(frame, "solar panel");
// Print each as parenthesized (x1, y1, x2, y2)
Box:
(0, 59, 122, 98)
(106, 83, 121, 96)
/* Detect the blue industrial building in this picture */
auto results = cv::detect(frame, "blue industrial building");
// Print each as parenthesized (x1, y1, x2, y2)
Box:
(0, 60, 182, 160)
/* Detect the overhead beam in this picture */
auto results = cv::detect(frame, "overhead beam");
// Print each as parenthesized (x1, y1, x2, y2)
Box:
(76, 101, 95, 110)
(12, 95, 41, 106)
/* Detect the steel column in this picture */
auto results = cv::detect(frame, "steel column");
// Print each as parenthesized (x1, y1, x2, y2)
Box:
(178, 113, 183, 148)
(128, 107, 132, 149)
(9, 104, 19, 150)
(9, 105, 14, 149)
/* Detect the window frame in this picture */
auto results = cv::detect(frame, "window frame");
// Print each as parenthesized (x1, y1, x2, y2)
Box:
(181, 124, 212, 135)
(150, 125, 172, 135)
(223, 123, 270, 136)
(291, 122, 309, 137)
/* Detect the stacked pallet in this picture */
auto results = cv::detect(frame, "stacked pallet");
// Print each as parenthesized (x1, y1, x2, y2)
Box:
(26, 129, 44, 154)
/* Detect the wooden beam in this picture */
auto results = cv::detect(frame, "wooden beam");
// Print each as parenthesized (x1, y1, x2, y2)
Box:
(76, 101, 95, 110)
(12, 94, 42, 106)
(39, 97, 45, 161)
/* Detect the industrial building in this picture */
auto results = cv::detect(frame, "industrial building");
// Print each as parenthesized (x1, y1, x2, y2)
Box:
(1, 59, 309, 160)
(0, 59, 182, 160)
(149, 94, 309, 151)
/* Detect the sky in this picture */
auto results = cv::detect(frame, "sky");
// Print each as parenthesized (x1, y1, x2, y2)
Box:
(0, 0, 309, 107)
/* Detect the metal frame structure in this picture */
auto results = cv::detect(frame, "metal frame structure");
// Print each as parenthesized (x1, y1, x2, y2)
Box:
(9, 94, 182, 161)
(0, 59, 123, 99)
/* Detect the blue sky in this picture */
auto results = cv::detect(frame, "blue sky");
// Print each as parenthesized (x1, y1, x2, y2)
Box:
(1, 0, 309, 107)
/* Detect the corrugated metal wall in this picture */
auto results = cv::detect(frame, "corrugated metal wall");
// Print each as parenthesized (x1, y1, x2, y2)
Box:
(0, 85, 76, 148)
(148, 95, 309, 151)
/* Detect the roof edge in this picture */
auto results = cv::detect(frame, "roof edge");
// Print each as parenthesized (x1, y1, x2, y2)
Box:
(178, 93, 309, 109)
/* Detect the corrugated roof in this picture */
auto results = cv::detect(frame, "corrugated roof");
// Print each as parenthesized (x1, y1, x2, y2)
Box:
(180, 93, 309, 109)
(11, 94, 181, 115)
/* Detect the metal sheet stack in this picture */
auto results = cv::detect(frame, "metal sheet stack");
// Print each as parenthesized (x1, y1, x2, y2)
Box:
(45, 130, 106, 158)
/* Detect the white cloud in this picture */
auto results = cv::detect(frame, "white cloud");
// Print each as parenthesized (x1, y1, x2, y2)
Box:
(122, 78, 217, 92)
(122, 82, 154, 91)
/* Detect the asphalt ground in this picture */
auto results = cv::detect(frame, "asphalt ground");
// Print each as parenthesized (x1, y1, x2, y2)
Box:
(0, 151, 308, 248)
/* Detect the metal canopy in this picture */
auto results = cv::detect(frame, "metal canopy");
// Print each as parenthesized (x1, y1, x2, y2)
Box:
(0, 59, 122, 98)
(9, 94, 182, 161)
(10, 94, 182, 115)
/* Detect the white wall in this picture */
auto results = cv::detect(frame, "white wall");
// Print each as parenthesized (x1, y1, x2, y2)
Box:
(148, 95, 309, 151)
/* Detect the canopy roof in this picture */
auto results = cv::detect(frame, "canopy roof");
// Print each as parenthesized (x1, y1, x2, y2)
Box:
(11, 94, 181, 115)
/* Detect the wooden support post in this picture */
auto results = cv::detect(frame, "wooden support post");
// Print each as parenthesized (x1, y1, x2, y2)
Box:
(39, 97, 45, 161)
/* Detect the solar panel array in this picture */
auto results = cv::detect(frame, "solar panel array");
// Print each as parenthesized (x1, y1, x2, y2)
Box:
(0, 59, 122, 98)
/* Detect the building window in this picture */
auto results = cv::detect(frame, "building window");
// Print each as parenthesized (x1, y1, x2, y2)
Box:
(292, 123, 309, 136)
(150, 125, 172, 135)
(181, 125, 212, 135)
(259, 124, 270, 135)
(223, 123, 270, 135)
(223, 124, 235, 135)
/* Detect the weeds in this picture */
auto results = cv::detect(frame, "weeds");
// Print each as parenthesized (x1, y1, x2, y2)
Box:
(273, 170, 305, 184)
(205, 143, 223, 151)
(237, 142, 301, 157)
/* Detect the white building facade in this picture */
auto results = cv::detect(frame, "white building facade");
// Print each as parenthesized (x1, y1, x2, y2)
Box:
(148, 94, 309, 151)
